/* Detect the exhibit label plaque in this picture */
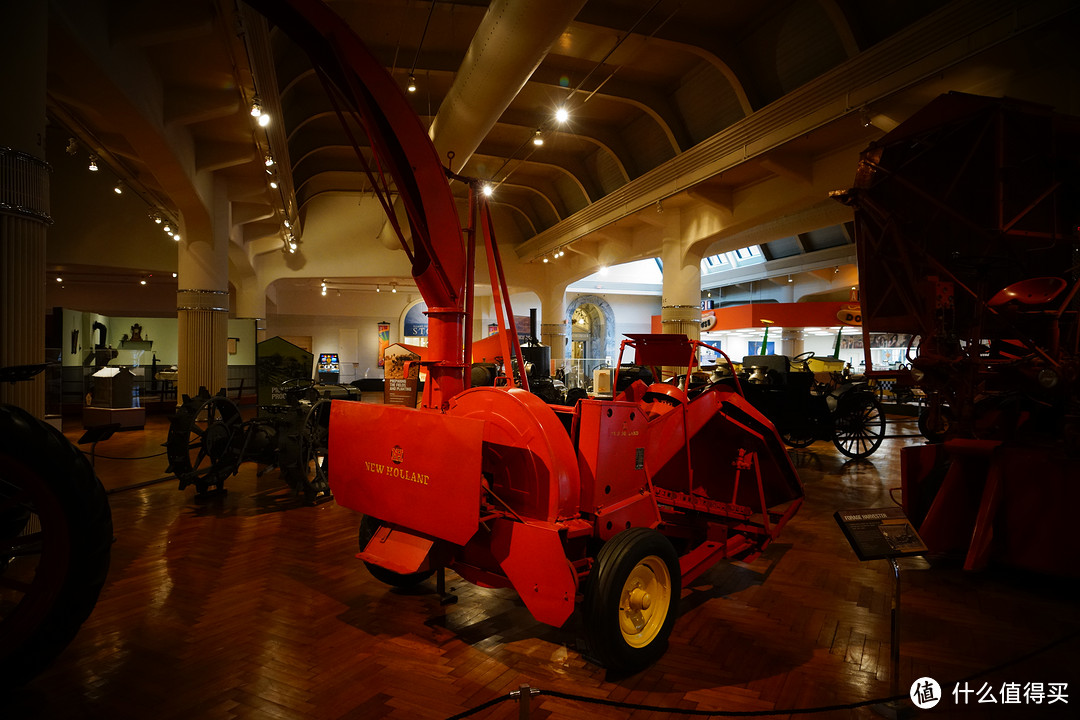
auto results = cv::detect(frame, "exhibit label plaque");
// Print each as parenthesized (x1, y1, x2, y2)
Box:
(834, 506, 927, 561)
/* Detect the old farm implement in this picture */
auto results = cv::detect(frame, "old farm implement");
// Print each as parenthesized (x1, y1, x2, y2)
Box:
(165, 382, 337, 504)
(836, 92, 1080, 575)
(251, 0, 804, 671)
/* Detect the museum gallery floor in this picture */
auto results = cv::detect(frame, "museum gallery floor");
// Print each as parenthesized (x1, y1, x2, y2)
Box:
(7, 413, 1077, 719)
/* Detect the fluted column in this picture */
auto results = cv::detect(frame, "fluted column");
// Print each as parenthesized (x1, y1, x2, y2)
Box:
(176, 177, 230, 400)
(0, 1, 48, 416)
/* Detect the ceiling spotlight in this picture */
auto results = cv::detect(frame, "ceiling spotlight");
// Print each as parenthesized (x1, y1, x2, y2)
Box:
(599, 266, 608, 276)
(283, 219, 291, 229)
(251, 97, 270, 126)
(162, 222, 172, 233)
(834, 266, 840, 274)
(787, 275, 793, 283)
(376, 285, 380, 293)
(555, 107, 569, 123)
(88, 156, 99, 172)
(172, 272, 178, 278)
(542, 257, 549, 263)
(532, 129, 544, 146)
(149, 211, 160, 223)
(391, 283, 397, 293)
(481, 183, 493, 197)
(172, 232, 181, 242)
(55, 276, 63, 283)
(269, 179, 279, 189)
(407, 74, 417, 93)
(140, 279, 147, 286)
(264, 154, 275, 167)
(113, 180, 123, 195)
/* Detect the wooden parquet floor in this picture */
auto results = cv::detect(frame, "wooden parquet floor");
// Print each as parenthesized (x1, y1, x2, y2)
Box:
(6, 412, 1078, 719)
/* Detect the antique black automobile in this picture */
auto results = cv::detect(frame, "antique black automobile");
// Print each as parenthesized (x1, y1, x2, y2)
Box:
(165, 380, 343, 503)
(739, 351, 886, 458)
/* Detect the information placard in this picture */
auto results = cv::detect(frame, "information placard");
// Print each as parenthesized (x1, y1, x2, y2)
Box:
(834, 506, 927, 561)
(384, 377, 419, 407)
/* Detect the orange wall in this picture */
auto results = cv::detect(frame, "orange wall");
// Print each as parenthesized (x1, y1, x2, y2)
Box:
(652, 301, 860, 333)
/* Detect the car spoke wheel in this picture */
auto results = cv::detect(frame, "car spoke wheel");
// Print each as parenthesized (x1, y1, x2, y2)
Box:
(584, 527, 680, 673)
(833, 393, 886, 458)
(781, 425, 816, 448)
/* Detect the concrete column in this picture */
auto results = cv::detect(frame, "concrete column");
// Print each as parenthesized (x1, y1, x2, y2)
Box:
(0, 1, 49, 416)
(176, 177, 230, 400)
(540, 282, 568, 376)
(234, 275, 267, 344)
(659, 209, 702, 342)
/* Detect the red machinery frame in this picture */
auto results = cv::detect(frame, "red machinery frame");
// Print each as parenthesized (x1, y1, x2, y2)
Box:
(252, 0, 805, 671)
(838, 92, 1080, 575)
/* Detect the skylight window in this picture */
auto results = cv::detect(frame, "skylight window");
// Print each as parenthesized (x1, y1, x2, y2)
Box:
(701, 245, 764, 275)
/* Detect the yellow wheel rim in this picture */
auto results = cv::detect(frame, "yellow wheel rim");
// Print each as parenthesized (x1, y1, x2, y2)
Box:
(618, 554, 672, 648)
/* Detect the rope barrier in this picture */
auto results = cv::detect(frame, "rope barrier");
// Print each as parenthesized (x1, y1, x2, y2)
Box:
(91, 450, 168, 460)
(106, 475, 176, 495)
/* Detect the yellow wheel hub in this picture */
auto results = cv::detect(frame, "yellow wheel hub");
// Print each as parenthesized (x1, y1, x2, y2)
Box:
(618, 554, 672, 648)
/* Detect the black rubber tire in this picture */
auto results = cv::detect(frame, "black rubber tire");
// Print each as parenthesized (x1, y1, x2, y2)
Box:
(918, 404, 951, 443)
(584, 527, 681, 674)
(0, 405, 113, 687)
(358, 515, 434, 588)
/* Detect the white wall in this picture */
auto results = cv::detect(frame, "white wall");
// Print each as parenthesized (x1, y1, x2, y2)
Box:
(60, 310, 256, 367)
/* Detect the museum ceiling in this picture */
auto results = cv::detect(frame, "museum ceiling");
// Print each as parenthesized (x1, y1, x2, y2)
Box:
(42, 0, 1079, 308)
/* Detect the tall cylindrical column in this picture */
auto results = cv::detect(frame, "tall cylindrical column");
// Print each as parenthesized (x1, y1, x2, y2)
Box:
(177, 289, 229, 400)
(176, 178, 231, 401)
(659, 210, 702, 342)
(0, 1, 49, 416)
(541, 282, 568, 377)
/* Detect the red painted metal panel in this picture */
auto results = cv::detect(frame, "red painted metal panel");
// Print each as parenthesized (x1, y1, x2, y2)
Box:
(490, 518, 577, 627)
(329, 400, 484, 546)
(448, 387, 580, 522)
(358, 524, 434, 575)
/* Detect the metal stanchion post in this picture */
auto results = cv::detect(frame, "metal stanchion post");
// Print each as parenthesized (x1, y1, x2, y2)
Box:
(511, 684, 538, 719)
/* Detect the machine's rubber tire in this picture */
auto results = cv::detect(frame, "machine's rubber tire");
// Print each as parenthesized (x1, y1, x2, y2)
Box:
(0, 405, 112, 687)
(358, 516, 434, 588)
(584, 527, 680, 673)
(918, 404, 951, 443)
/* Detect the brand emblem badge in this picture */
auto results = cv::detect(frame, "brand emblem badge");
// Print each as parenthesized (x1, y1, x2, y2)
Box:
(390, 445, 404, 464)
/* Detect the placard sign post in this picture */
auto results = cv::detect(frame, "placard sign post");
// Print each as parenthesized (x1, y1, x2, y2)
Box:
(834, 507, 928, 719)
